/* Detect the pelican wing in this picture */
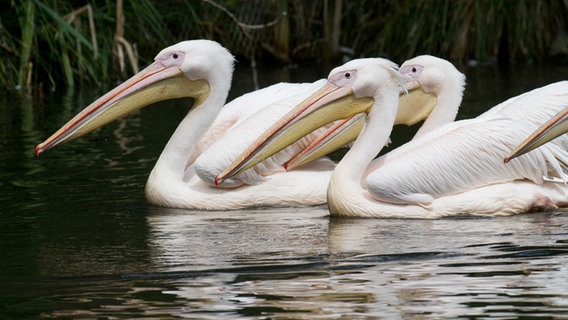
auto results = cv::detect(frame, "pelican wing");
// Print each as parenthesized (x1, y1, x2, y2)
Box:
(192, 80, 326, 162)
(366, 82, 568, 206)
(478, 81, 568, 121)
(506, 108, 568, 161)
(193, 80, 334, 187)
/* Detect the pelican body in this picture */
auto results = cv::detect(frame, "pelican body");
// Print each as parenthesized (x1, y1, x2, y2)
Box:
(220, 56, 568, 218)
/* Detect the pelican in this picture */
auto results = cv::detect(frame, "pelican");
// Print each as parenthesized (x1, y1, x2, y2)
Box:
(506, 108, 568, 161)
(34, 40, 430, 210)
(218, 56, 568, 218)
(34, 40, 330, 209)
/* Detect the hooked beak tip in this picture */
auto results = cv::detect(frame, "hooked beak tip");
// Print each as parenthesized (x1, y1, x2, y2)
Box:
(35, 145, 43, 156)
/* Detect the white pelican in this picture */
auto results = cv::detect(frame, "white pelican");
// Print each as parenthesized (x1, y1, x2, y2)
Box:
(34, 40, 334, 209)
(506, 108, 568, 161)
(218, 56, 568, 218)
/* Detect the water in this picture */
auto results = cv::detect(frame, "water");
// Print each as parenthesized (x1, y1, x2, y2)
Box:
(1, 63, 568, 319)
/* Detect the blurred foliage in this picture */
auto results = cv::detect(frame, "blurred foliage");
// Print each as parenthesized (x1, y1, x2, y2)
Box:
(1, 0, 567, 92)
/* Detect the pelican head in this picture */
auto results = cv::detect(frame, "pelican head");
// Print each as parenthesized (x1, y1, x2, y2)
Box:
(397, 55, 466, 133)
(35, 40, 233, 155)
(215, 58, 401, 184)
(400, 55, 465, 96)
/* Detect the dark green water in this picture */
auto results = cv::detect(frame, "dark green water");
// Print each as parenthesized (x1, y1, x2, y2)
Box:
(1, 63, 568, 319)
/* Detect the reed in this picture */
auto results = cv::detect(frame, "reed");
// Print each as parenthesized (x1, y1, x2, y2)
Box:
(345, 0, 567, 64)
(1, 0, 566, 92)
(16, 0, 34, 89)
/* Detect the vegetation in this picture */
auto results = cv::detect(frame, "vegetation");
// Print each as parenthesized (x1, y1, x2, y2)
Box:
(1, 0, 567, 92)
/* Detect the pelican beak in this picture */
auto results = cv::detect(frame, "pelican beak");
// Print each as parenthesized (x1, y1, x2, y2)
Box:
(285, 114, 365, 170)
(505, 108, 568, 163)
(35, 62, 209, 155)
(395, 80, 438, 126)
(284, 81, 438, 170)
(214, 81, 374, 185)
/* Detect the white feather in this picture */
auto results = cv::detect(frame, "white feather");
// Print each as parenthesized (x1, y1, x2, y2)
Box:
(192, 79, 330, 186)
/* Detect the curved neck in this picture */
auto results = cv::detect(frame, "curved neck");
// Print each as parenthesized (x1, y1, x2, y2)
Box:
(413, 79, 464, 139)
(153, 82, 231, 179)
(328, 83, 400, 216)
(334, 85, 400, 182)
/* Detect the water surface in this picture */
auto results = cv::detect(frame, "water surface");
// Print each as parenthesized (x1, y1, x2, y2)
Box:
(1, 63, 568, 319)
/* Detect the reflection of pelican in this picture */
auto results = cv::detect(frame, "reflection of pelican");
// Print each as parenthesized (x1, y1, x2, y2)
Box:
(220, 57, 568, 218)
(506, 108, 568, 162)
(147, 207, 329, 271)
(35, 40, 430, 210)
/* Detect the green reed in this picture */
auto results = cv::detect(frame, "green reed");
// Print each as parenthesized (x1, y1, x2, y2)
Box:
(1, 0, 566, 92)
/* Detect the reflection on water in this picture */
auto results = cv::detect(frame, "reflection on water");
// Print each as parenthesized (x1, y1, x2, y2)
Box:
(4, 209, 566, 319)
(1, 64, 568, 318)
(145, 209, 568, 319)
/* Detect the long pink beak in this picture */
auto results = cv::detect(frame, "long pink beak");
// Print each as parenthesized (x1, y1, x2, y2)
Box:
(35, 62, 200, 155)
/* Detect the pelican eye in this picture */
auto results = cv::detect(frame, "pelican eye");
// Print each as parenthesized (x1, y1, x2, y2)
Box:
(412, 67, 417, 73)
(173, 53, 179, 59)
(329, 69, 357, 86)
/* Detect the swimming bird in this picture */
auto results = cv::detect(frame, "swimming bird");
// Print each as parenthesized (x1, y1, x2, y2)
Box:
(34, 40, 336, 209)
(218, 56, 568, 218)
